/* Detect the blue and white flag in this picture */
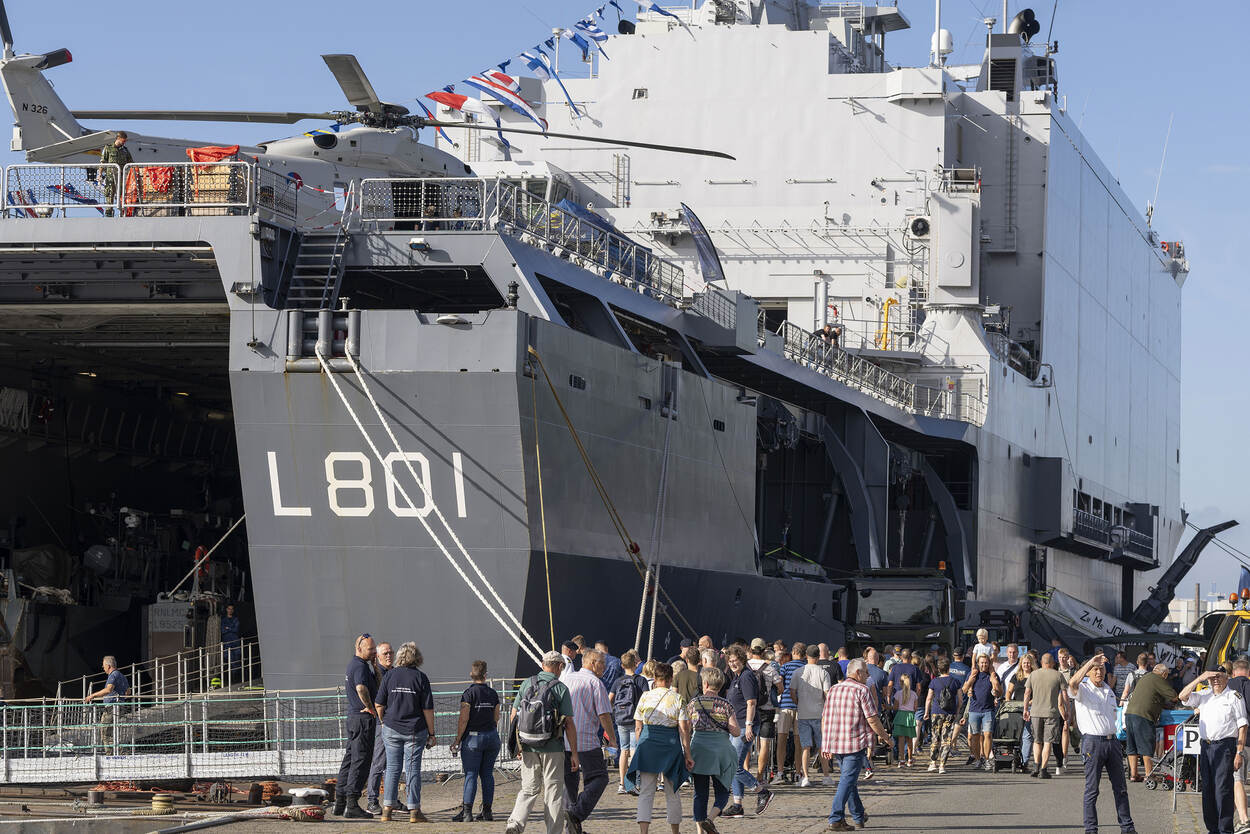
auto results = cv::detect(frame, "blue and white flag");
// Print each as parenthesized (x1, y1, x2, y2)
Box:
(633, 0, 684, 24)
(574, 18, 610, 59)
(561, 28, 593, 60)
(463, 70, 548, 132)
(522, 48, 582, 117)
(609, 0, 624, 18)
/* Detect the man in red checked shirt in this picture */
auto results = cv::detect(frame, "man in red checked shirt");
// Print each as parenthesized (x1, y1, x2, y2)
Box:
(821, 658, 890, 831)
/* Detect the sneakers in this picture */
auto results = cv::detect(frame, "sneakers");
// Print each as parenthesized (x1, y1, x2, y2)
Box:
(617, 785, 628, 795)
(964, 756, 976, 766)
(1040, 769, 1053, 779)
(754, 788, 774, 815)
(721, 803, 745, 818)
(343, 803, 373, 819)
(365, 800, 382, 815)
(938, 765, 946, 774)
(894, 760, 903, 768)
(798, 776, 812, 788)
(927, 761, 937, 772)
(824, 775, 836, 786)
(770, 773, 788, 785)
(1233, 819, 1250, 834)
(505, 824, 524, 834)
(905, 759, 913, 767)
(698, 820, 722, 834)
(1055, 765, 1064, 775)
(982, 758, 994, 772)
(566, 814, 584, 834)
(860, 768, 874, 781)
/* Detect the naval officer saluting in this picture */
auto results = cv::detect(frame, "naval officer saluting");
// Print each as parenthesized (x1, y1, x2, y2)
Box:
(1067, 651, 1137, 834)
(1179, 668, 1249, 834)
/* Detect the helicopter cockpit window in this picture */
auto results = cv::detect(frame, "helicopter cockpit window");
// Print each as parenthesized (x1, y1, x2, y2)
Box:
(312, 133, 338, 150)
(550, 180, 572, 205)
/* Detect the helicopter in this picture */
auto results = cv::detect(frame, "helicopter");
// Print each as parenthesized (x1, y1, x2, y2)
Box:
(0, 1, 730, 220)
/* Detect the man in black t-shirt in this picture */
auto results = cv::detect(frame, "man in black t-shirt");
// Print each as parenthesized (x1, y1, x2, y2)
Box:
(333, 634, 380, 819)
(816, 643, 844, 684)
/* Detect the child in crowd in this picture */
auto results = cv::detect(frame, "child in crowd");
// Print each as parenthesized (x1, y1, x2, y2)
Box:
(891, 674, 918, 766)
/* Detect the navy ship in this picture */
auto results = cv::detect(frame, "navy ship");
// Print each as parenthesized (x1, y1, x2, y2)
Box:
(0, 1, 1188, 687)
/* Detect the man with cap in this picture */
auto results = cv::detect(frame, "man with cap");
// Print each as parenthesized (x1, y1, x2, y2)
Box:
(506, 651, 578, 834)
(1180, 668, 1249, 834)
(1068, 651, 1137, 834)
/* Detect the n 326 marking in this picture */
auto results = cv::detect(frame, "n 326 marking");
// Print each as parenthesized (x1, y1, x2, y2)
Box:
(266, 450, 468, 519)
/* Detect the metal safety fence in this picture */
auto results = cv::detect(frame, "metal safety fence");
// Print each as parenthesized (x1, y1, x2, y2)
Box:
(3, 163, 120, 217)
(120, 162, 251, 217)
(2, 162, 257, 218)
(59, 638, 262, 704)
(357, 177, 686, 303)
(0, 681, 524, 785)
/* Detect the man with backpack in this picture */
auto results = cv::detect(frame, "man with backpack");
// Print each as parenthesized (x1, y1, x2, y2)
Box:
(609, 649, 649, 795)
(922, 658, 962, 774)
(505, 651, 578, 834)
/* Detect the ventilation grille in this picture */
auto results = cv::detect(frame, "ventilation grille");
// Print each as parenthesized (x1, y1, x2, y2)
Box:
(989, 59, 1017, 100)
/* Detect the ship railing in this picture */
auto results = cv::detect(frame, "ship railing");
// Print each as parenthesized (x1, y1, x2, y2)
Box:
(58, 637, 262, 705)
(0, 162, 255, 218)
(0, 681, 528, 785)
(254, 166, 300, 225)
(120, 162, 252, 216)
(1073, 508, 1112, 544)
(1, 163, 121, 217)
(690, 284, 738, 330)
(1121, 527, 1156, 561)
(759, 313, 988, 425)
(356, 177, 688, 305)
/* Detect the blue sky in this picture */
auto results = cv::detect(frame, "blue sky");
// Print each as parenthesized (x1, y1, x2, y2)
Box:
(8, 0, 1245, 599)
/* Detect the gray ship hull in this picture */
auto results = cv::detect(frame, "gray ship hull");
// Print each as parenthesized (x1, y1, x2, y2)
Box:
(233, 307, 838, 686)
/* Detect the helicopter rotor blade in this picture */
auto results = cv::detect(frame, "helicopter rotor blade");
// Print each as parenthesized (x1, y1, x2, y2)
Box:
(321, 54, 385, 113)
(423, 120, 734, 160)
(71, 110, 342, 124)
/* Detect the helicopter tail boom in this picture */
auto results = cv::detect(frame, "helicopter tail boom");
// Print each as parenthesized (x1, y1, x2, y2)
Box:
(0, 0, 87, 158)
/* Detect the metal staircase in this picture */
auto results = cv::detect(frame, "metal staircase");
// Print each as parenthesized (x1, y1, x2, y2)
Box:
(285, 229, 349, 309)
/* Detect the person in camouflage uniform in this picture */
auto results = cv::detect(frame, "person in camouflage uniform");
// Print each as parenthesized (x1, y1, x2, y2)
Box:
(98, 132, 132, 216)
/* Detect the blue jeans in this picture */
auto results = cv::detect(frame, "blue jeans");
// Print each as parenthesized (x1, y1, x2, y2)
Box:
(1021, 722, 1033, 766)
(692, 773, 729, 821)
(382, 724, 428, 809)
(730, 730, 760, 798)
(830, 751, 866, 825)
(460, 729, 501, 807)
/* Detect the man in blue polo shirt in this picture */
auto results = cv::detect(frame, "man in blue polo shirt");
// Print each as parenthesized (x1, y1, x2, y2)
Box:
(84, 655, 129, 748)
(333, 634, 380, 819)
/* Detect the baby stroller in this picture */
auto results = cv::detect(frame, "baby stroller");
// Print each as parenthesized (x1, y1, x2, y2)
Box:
(991, 699, 1025, 773)
(1144, 709, 1196, 791)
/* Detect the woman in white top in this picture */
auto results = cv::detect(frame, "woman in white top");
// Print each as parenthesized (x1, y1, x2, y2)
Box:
(626, 662, 693, 834)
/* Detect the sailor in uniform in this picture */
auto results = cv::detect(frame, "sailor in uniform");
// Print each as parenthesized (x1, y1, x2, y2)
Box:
(1180, 669, 1249, 834)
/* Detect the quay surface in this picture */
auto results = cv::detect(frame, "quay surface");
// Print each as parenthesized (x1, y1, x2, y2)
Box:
(0, 760, 1208, 832)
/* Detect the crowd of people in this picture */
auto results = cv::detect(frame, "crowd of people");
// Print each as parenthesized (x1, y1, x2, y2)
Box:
(328, 630, 1248, 834)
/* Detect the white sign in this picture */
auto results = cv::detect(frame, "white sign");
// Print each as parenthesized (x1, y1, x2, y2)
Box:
(1039, 589, 1183, 667)
(1178, 725, 1200, 757)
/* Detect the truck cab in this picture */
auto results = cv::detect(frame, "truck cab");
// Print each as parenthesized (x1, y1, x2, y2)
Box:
(1202, 605, 1250, 670)
(839, 570, 958, 655)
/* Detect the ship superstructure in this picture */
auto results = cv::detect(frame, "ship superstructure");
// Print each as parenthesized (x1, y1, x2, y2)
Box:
(0, 1, 1188, 688)
(429, 0, 1186, 618)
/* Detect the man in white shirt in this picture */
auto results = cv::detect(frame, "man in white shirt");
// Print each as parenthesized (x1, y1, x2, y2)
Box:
(1180, 669, 1249, 834)
(996, 643, 1021, 690)
(1068, 652, 1136, 834)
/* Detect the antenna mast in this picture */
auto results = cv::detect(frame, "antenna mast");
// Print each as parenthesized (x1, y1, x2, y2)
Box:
(1146, 112, 1174, 228)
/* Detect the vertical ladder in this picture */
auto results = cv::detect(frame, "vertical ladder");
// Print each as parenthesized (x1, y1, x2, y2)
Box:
(1001, 114, 1019, 251)
(613, 153, 632, 207)
(286, 229, 349, 309)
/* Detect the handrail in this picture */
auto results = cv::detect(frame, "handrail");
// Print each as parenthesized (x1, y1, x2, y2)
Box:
(58, 636, 262, 704)
(357, 176, 688, 304)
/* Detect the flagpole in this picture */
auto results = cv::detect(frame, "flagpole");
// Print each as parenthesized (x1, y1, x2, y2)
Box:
(552, 27, 562, 74)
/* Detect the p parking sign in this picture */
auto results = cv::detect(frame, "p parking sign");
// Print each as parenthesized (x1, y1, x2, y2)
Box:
(1179, 725, 1201, 756)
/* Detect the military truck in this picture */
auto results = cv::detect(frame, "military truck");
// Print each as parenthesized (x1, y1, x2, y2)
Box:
(837, 569, 959, 656)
